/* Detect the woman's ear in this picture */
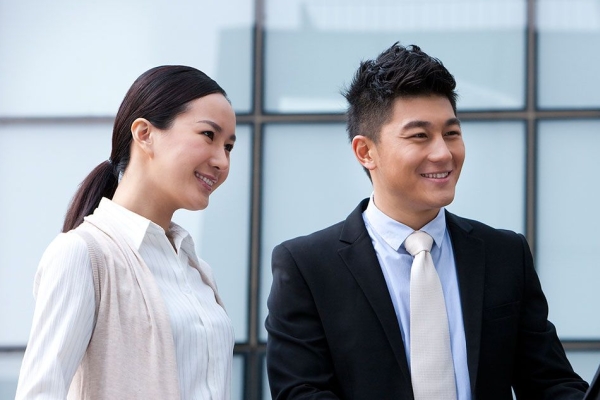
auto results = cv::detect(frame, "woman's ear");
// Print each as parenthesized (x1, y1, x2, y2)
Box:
(352, 135, 377, 172)
(131, 118, 154, 157)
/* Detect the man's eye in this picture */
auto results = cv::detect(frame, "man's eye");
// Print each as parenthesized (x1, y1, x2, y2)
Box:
(445, 130, 461, 136)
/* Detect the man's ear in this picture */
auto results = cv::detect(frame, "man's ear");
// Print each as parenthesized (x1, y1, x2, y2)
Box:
(352, 135, 377, 172)
(131, 118, 154, 157)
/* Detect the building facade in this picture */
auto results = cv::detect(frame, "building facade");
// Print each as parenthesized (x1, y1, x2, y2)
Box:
(1, 0, 599, 398)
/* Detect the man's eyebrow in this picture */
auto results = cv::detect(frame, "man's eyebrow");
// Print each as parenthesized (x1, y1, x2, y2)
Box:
(402, 117, 461, 130)
(446, 117, 461, 127)
(402, 120, 431, 130)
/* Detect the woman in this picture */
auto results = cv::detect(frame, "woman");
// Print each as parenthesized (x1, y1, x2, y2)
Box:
(16, 66, 236, 399)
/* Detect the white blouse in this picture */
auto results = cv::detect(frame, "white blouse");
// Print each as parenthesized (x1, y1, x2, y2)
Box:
(16, 198, 235, 399)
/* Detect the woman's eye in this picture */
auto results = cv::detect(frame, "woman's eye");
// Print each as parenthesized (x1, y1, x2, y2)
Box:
(225, 144, 234, 152)
(202, 131, 214, 140)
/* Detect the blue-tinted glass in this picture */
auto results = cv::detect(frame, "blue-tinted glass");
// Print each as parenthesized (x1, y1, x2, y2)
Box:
(1, 123, 251, 348)
(264, 0, 526, 113)
(0, 352, 22, 400)
(447, 121, 526, 233)
(566, 351, 600, 384)
(263, 354, 270, 400)
(259, 123, 373, 341)
(0, 0, 253, 116)
(537, 0, 600, 109)
(537, 120, 600, 339)
(0, 124, 112, 345)
(2, 351, 248, 398)
(232, 354, 244, 399)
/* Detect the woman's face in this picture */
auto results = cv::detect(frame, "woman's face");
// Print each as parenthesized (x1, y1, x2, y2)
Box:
(148, 93, 236, 214)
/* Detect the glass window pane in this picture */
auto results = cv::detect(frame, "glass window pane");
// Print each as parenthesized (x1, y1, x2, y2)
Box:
(263, 354, 270, 400)
(0, 123, 112, 346)
(446, 121, 526, 234)
(174, 126, 252, 342)
(0, 352, 23, 400)
(537, 120, 600, 339)
(259, 123, 373, 341)
(0, 0, 253, 116)
(1, 351, 247, 398)
(264, 0, 526, 113)
(1, 124, 250, 346)
(566, 351, 600, 384)
(537, 0, 600, 109)
(232, 354, 244, 400)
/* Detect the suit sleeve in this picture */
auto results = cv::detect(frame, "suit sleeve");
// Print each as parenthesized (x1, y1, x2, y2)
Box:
(265, 243, 341, 400)
(512, 234, 589, 399)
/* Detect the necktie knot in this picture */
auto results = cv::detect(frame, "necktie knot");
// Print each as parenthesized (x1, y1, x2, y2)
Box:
(404, 231, 433, 256)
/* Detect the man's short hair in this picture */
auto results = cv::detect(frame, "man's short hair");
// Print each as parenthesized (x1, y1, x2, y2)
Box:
(343, 43, 458, 146)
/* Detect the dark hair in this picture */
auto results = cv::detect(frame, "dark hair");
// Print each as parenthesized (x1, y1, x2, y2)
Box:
(62, 65, 227, 232)
(343, 43, 457, 176)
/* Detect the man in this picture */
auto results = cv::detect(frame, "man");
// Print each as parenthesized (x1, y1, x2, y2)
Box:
(265, 43, 589, 399)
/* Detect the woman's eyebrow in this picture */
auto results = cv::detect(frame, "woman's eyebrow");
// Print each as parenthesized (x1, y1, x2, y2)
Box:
(197, 119, 236, 141)
(197, 120, 222, 132)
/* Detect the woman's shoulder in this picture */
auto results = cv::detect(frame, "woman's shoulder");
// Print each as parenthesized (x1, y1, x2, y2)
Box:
(34, 231, 93, 298)
(37, 231, 91, 276)
(42, 230, 90, 259)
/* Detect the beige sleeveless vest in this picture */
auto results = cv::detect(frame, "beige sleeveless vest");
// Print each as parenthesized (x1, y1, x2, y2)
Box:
(65, 216, 181, 399)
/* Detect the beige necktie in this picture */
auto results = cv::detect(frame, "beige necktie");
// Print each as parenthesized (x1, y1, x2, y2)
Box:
(405, 230, 457, 400)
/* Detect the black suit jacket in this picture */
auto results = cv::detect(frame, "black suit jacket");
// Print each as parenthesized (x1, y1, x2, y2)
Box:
(265, 199, 588, 400)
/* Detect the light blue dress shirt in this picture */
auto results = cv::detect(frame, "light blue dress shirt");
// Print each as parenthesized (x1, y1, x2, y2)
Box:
(363, 197, 472, 400)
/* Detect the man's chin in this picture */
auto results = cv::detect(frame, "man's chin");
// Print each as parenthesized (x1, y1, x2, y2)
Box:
(434, 194, 456, 209)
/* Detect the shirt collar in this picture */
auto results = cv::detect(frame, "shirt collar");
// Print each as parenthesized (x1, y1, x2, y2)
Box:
(97, 198, 192, 253)
(168, 222, 195, 254)
(364, 194, 447, 252)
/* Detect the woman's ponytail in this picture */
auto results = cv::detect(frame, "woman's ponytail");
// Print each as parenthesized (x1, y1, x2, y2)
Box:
(61, 160, 118, 232)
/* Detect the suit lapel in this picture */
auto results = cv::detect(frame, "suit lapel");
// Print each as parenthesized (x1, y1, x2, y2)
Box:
(446, 211, 486, 396)
(336, 202, 487, 393)
(337, 200, 412, 385)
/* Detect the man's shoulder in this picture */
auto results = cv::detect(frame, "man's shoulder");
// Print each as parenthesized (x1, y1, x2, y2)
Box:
(277, 199, 369, 252)
(446, 211, 525, 244)
(278, 219, 347, 251)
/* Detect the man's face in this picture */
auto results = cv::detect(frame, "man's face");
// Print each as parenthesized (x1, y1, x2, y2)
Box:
(367, 95, 465, 227)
